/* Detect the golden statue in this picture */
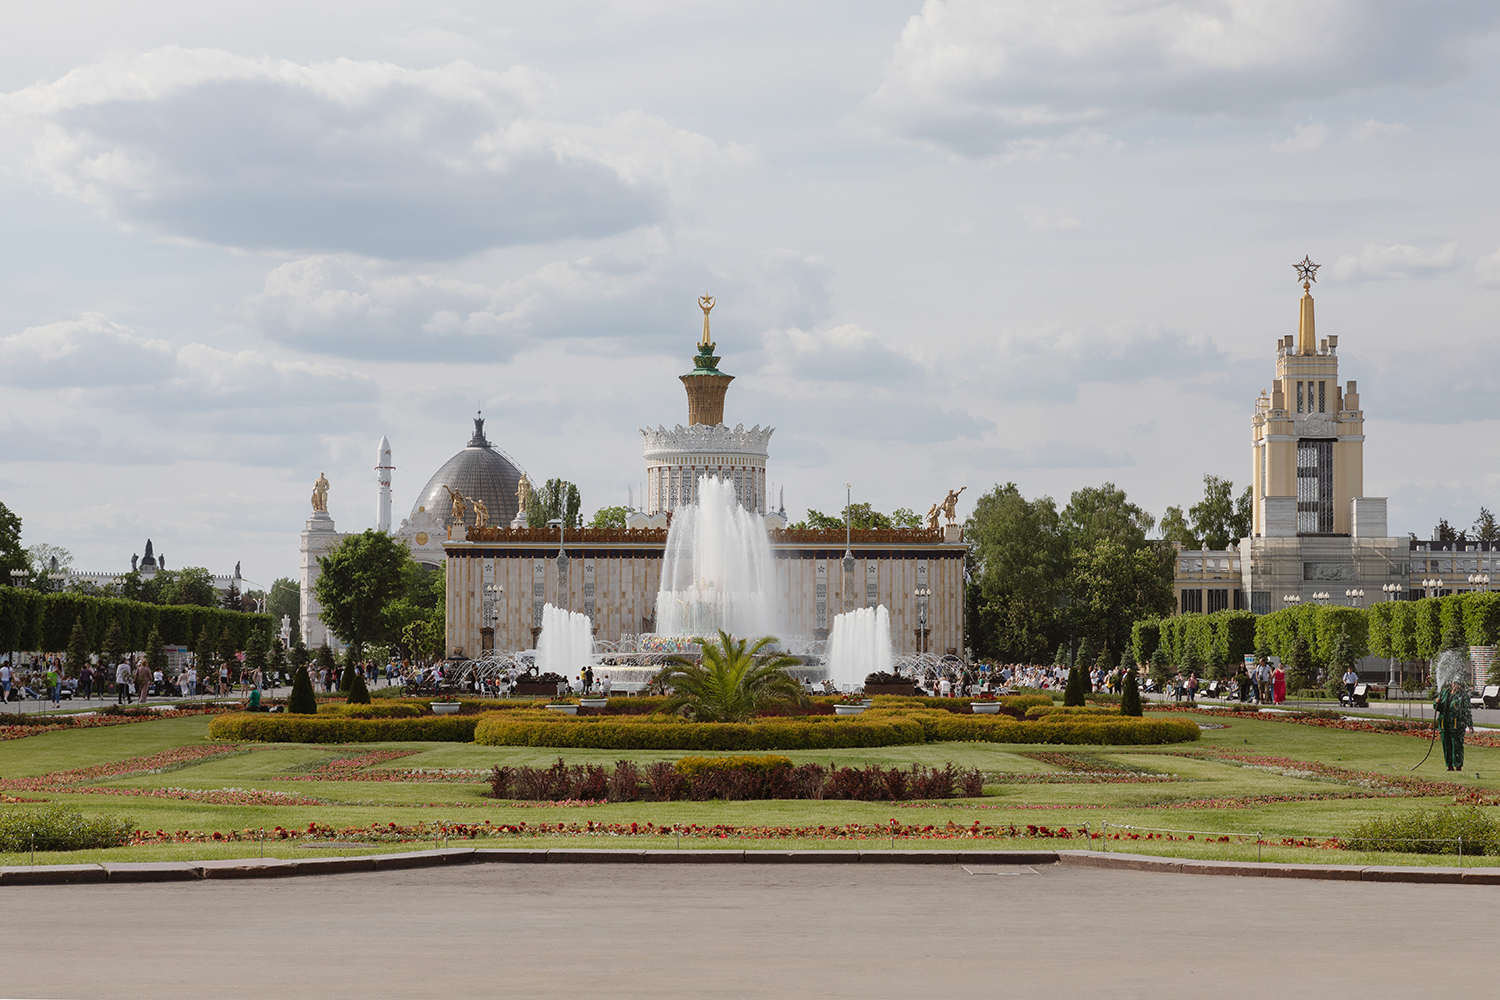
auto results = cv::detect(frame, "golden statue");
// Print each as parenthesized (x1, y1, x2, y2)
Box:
(472, 498, 489, 529)
(698, 295, 715, 347)
(310, 473, 330, 513)
(941, 486, 967, 525)
(441, 485, 467, 523)
(516, 473, 532, 512)
(925, 503, 940, 531)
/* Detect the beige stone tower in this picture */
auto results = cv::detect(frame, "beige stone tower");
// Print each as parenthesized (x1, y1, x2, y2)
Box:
(680, 295, 733, 425)
(1250, 258, 1372, 537)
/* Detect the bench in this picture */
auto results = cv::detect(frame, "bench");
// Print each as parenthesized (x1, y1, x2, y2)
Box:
(1341, 683, 1369, 709)
(1473, 685, 1499, 710)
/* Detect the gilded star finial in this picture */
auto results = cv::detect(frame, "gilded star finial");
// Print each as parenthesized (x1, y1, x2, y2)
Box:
(1294, 256, 1320, 289)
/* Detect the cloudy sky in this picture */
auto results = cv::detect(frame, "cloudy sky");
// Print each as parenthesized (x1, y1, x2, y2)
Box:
(2, 0, 1498, 587)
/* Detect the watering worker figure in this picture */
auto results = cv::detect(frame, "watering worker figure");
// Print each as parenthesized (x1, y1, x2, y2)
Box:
(1434, 679, 1474, 772)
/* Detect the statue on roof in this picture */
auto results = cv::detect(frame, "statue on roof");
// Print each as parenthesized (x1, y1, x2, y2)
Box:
(441, 485, 467, 523)
(311, 473, 330, 513)
(699, 296, 715, 347)
(926, 503, 940, 531)
(941, 486, 967, 525)
(516, 473, 533, 513)
(472, 498, 489, 529)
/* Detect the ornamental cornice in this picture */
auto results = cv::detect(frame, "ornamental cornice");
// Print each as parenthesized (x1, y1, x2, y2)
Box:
(639, 422, 775, 459)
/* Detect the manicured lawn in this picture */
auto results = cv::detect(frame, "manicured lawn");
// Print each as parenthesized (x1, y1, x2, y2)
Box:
(4, 707, 1499, 867)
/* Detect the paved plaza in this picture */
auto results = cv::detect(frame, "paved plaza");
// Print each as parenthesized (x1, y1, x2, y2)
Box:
(5, 863, 1497, 998)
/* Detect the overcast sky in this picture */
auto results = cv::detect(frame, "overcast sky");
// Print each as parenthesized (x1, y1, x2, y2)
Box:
(2, 0, 1498, 588)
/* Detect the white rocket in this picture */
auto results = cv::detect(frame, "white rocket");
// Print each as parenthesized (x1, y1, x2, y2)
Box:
(376, 435, 393, 532)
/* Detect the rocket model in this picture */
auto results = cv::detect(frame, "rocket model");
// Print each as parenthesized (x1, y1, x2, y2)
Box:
(376, 435, 393, 532)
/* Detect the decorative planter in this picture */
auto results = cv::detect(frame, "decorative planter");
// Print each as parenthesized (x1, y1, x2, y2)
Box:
(833, 704, 866, 716)
(970, 702, 1001, 715)
(864, 684, 916, 697)
(514, 682, 560, 697)
(545, 704, 579, 715)
(430, 702, 461, 715)
(860, 699, 874, 707)
(579, 698, 608, 710)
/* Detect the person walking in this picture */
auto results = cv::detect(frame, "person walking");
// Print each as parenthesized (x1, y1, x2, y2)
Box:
(1342, 666, 1359, 704)
(116, 660, 132, 704)
(1, 660, 12, 705)
(78, 664, 92, 702)
(1272, 663, 1287, 705)
(1434, 679, 1474, 771)
(136, 660, 153, 706)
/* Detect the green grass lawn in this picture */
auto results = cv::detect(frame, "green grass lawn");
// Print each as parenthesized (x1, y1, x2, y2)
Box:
(3, 708, 1498, 867)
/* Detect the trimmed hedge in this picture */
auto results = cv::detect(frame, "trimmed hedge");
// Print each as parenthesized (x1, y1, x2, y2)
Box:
(1026, 705, 1118, 718)
(674, 754, 795, 777)
(208, 713, 479, 743)
(0, 588, 268, 658)
(474, 710, 1200, 749)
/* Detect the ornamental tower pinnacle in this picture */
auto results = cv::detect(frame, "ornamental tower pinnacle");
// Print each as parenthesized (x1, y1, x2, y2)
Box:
(681, 295, 734, 426)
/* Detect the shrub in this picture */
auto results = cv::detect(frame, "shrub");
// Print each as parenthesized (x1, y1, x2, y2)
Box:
(1063, 663, 1087, 707)
(0, 805, 134, 852)
(607, 760, 642, 802)
(864, 671, 906, 686)
(674, 754, 795, 778)
(1026, 705, 1116, 718)
(1121, 670, 1142, 717)
(327, 702, 423, 719)
(287, 665, 318, 715)
(208, 713, 479, 743)
(645, 761, 685, 801)
(1346, 806, 1500, 855)
(346, 671, 371, 705)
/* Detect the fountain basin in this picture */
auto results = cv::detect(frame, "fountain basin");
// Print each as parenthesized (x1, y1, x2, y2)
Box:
(430, 702, 461, 715)
(970, 702, 1001, 715)
(833, 704, 866, 716)
(579, 698, 608, 709)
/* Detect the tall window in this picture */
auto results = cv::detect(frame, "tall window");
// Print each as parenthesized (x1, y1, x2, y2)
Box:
(1318, 381, 1326, 413)
(1296, 381, 1304, 412)
(1296, 439, 1334, 533)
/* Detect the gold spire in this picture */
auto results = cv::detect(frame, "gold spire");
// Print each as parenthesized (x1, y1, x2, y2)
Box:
(698, 295, 715, 347)
(1294, 257, 1320, 354)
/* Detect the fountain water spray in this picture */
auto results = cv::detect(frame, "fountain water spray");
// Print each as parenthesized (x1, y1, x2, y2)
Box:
(537, 604, 593, 680)
(1410, 647, 1472, 770)
(826, 606, 892, 691)
(655, 477, 777, 639)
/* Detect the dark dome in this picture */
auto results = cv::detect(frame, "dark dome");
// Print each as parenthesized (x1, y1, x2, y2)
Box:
(411, 416, 528, 530)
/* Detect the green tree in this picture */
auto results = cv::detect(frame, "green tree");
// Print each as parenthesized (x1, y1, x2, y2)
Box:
(1327, 629, 1358, 698)
(1119, 645, 1136, 671)
(165, 567, 218, 607)
(66, 617, 88, 678)
(146, 626, 169, 676)
(589, 506, 629, 529)
(1053, 643, 1069, 667)
(220, 582, 243, 611)
(346, 669, 371, 704)
(288, 662, 318, 714)
(1148, 647, 1172, 689)
(1063, 661, 1088, 706)
(102, 619, 125, 673)
(527, 478, 582, 528)
(790, 509, 846, 530)
(217, 626, 239, 684)
(1157, 506, 1197, 547)
(1206, 645, 1229, 681)
(1186, 475, 1252, 550)
(195, 624, 216, 683)
(965, 483, 1068, 664)
(1474, 508, 1499, 543)
(314, 530, 411, 662)
(1286, 636, 1312, 694)
(0, 501, 26, 581)
(1434, 519, 1459, 542)
(1120, 669, 1142, 717)
(290, 634, 310, 671)
(267, 578, 300, 637)
(243, 626, 268, 679)
(316, 642, 336, 680)
(653, 631, 809, 722)
(268, 637, 287, 685)
(891, 507, 923, 529)
(1095, 646, 1114, 671)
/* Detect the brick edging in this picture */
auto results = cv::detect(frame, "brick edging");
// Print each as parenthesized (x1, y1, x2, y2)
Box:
(2, 848, 1495, 885)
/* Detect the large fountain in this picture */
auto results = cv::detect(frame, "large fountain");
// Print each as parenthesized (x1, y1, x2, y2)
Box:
(654, 476, 777, 640)
(536, 603, 594, 680)
(825, 606, 892, 691)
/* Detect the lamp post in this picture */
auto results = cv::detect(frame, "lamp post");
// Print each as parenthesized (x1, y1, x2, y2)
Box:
(6, 568, 23, 712)
(1344, 588, 1365, 607)
(1311, 591, 1330, 605)
(548, 519, 569, 609)
(484, 582, 504, 648)
(914, 584, 931, 654)
(1422, 577, 1442, 600)
(1469, 573, 1491, 592)
(842, 483, 855, 575)
(1382, 583, 1402, 689)
(1282, 594, 1302, 607)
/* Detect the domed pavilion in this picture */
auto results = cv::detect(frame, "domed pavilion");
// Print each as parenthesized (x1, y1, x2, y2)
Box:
(410, 415, 529, 533)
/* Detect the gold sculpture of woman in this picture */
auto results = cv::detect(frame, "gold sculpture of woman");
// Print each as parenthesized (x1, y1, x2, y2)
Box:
(311, 473, 330, 513)
(699, 295, 715, 347)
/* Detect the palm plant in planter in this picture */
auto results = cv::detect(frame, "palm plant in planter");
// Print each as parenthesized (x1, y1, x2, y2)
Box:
(652, 630, 809, 722)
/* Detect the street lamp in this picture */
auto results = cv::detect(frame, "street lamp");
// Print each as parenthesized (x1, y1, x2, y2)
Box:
(1421, 577, 1443, 599)
(842, 483, 855, 575)
(1311, 591, 1331, 604)
(484, 582, 504, 641)
(1381, 583, 1402, 689)
(1283, 594, 1301, 607)
(913, 584, 931, 654)
(1469, 573, 1491, 592)
(548, 518, 569, 606)
(1344, 588, 1365, 607)
(6, 568, 22, 711)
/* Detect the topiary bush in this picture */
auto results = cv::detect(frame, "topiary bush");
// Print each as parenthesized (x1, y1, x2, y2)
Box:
(346, 670, 371, 705)
(287, 664, 318, 715)
(0, 805, 134, 852)
(1120, 670, 1142, 717)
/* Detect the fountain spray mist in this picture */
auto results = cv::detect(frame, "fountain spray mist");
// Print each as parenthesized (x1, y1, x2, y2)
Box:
(655, 477, 777, 639)
(826, 606, 892, 691)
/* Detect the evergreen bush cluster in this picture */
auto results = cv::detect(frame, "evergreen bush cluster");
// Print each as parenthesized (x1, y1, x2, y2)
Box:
(1346, 806, 1500, 855)
(207, 713, 478, 743)
(0, 588, 266, 659)
(0, 805, 135, 852)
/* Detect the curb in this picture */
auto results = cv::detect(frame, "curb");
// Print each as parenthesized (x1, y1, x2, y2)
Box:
(1, 849, 1495, 885)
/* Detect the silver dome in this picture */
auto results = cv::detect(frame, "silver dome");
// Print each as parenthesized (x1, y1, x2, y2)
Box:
(410, 416, 528, 530)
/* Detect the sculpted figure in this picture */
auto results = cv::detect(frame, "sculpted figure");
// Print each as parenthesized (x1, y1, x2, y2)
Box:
(516, 473, 533, 512)
(698, 295, 715, 346)
(472, 498, 489, 529)
(926, 503, 941, 531)
(311, 473, 330, 513)
(441, 485, 467, 523)
(941, 486, 967, 525)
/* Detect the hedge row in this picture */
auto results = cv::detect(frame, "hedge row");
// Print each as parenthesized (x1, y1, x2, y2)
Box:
(474, 711, 1200, 749)
(1131, 610, 1258, 669)
(208, 713, 479, 743)
(0, 588, 269, 656)
(1367, 593, 1500, 660)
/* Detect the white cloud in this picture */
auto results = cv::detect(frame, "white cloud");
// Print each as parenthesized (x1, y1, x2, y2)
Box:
(972, 323, 1228, 401)
(0, 313, 175, 386)
(862, 0, 1500, 156)
(1350, 119, 1410, 142)
(758, 323, 922, 385)
(991, 441, 1135, 469)
(1019, 204, 1082, 233)
(1277, 121, 1326, 152)
(1330, 243, 1461, 281)
(1473, 248, 1500, 287)
(0, 47, 746, 260)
